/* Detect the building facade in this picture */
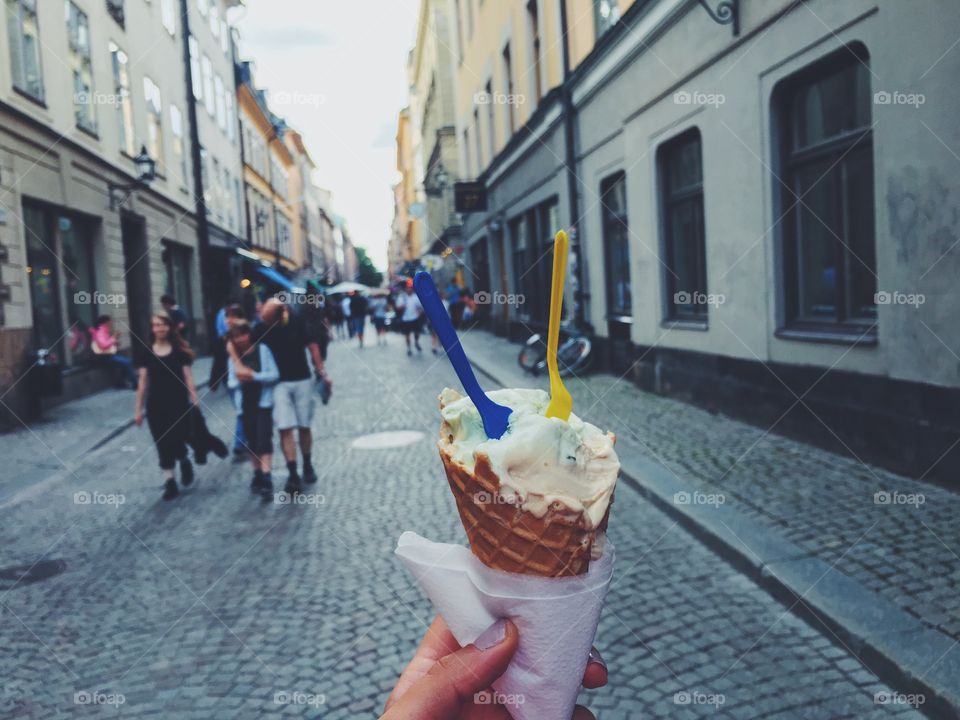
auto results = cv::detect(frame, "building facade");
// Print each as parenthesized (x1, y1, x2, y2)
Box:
(0, 0, 204, 424)
(390, 107, 424, 278)
(444, 0, 960, 480)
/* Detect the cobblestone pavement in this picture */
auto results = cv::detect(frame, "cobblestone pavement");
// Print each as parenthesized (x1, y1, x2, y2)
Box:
(461, 329, 960, 643)
(0, 335, 930, 718)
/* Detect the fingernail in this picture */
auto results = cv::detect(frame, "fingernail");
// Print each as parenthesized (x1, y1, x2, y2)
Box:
(588, 647, 607, 671)
(475, 619, 507, 650)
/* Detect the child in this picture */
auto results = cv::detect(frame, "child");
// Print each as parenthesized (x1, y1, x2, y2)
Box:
(227, 320, 279, 502)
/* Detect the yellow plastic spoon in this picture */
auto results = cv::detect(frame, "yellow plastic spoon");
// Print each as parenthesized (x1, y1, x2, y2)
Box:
(545, 230, 573, 421)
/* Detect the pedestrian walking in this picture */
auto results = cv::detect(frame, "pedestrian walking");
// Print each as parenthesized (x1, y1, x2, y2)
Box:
(349, 291, 368, 348)
(133, 314, 199, 501)
(232, 298, 325, 496)
(395, 280, 425, 356)
(340, 294, 353, 338)
(160, 294, 189, 338)
(370, 295, 389, 346)
(88, 315, 137, 388)
(227, 320, 279, 502)
(209, 303, 249, 458)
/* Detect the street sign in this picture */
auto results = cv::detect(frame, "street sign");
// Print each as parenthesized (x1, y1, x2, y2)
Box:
(454, 182, 487, 213)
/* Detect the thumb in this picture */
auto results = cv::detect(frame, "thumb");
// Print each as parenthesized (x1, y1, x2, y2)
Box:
(382, 620, 519, 720)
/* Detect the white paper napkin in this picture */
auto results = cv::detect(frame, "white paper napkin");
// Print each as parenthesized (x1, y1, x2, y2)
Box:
(395, 531, 615, 720)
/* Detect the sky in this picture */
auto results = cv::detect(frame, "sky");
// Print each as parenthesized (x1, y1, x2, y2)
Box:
(232, 1, 420, 271)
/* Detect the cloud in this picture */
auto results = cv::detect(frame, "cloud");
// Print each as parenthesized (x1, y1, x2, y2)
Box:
(371, 120, 397, 149)
(243, 26, 337, 50)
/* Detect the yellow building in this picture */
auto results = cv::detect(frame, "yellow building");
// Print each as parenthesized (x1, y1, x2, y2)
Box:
(237, 62, 296, 272)
(390, 107, 423, 275)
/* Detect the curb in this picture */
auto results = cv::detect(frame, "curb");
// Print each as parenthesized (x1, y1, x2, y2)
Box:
(471, 356, 958, 720)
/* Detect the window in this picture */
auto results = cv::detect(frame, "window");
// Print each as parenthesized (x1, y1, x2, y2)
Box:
(527, 0, 542, 105)
(212, 157, 222, 221)
(225, 92, 235, 140)
(776, 46, 875, 329)
(170, 105, 188, 188)
(659, 129, 707, 321)
(6, 0, 44, 100)
(501, 43, 515, 134)
(214, 74, 226, 130)
(510, 215, 528, 319)
(199, 146, 209, 199)
(66, 1, 95, 133)
(197, 0, 208, 17)
(463, 128, 471, 177)
(484, 80, 495, 159)
(509, 199, 559, 323)
(160, 0, 176, 35)
(594, 0, 620, 38)
(473, 107, 482, 170)
(143, 76, 165, 173)
(453, 0, 464, 62)
(209, 3, 219, 37)
(188, 36, 202, 99)
(110, 42, 135, 155)
(220, 20, 229, 53)
(24, 205, 97, 365)
(162, 243, 194, 326)
(601, 173, 631, 317)
(106, 0, 123, 27)
(202, 54, 214, 115)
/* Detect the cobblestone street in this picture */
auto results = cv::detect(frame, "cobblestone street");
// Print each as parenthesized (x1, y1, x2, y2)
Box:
(0, 335, 939, 718)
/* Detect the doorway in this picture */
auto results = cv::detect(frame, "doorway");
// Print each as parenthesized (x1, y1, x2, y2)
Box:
(121, 215, 152, 355)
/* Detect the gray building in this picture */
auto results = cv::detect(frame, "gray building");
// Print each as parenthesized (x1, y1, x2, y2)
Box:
(458, 0, 960, 481)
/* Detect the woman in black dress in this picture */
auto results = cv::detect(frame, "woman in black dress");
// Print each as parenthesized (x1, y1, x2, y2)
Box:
(134, 313, 199, 500)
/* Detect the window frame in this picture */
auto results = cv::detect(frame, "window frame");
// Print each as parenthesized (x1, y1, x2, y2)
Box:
(657, 127, 709, 324)
(600, 171, 632, 320)
(109, 41, 135, 156)
(773, 43, 876, 336)
(66, 0, 97, 134)
(7, 0, 45, 102)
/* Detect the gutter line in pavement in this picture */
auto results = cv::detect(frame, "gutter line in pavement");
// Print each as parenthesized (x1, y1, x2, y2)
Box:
(472, 354, 958, 720)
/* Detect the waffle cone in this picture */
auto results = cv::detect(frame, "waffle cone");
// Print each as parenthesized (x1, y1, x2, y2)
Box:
(440, 444, 609, 577)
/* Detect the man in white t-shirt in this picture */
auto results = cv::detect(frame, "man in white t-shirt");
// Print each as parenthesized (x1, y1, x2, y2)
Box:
(340, 295, 352, 337)
(394, 280, 424, 356)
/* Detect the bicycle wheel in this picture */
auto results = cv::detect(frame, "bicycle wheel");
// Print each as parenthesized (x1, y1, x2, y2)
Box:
(518, 338, 547, 375)
(557, 337, 591, 378)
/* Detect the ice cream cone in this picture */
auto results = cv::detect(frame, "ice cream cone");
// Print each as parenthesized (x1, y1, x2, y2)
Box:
(439, 442, 610, 577)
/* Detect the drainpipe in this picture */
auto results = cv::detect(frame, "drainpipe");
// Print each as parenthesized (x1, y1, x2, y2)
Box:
(179, 0, 214, 351)
(559, 0, 586, 331)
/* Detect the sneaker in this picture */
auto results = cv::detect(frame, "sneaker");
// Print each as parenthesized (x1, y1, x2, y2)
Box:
(302, 465, 317, 485)
(162, 479, 179, 501)
(284, 471, 302, 496)
(180, 459, 194, 486)
(250, 474, 261, 493)
(259, 475, 274, 503)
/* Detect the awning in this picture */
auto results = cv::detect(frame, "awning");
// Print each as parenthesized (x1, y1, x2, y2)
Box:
(256, 266, 298, 292)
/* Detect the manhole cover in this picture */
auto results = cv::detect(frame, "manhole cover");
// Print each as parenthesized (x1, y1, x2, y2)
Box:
(351, 431, 425, 450)
(0, 559, 67, 587)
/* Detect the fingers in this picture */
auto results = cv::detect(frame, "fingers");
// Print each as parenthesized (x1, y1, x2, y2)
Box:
(582, 647, 608, 689)
(381, 620, 519, 720)
(384, 617, 463, 711)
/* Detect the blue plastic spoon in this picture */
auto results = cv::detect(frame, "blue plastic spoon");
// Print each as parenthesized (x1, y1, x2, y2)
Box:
(413, 272, 511, 440)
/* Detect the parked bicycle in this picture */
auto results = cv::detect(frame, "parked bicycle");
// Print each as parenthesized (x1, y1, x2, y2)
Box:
(518, 325, 592, 378)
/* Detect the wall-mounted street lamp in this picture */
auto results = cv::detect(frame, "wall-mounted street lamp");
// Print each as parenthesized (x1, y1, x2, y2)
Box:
(424, 162, 450, 198)
(108, 145, 156, 210)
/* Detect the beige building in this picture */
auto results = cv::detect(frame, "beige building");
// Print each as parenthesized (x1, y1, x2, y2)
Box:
(409, 0, 461, 260)
(0, 0, 205, 423)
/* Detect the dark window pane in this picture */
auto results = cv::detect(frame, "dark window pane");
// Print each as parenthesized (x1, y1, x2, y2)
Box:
(601, 174, 631, 316)
(60, 216, 97, 332)
(795, 160, 841, 319)
(24, 207, 63, 354)
(661, 131, 707, 320)
(792, 61, 871, 150)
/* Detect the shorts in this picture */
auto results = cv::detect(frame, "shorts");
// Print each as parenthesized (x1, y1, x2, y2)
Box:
(351, 316, 366, 335)
(400, 318, 422, 335)
(373, 316, 386, 331)
(273, 379, 315, 430)
(241, 406, 274, 456)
